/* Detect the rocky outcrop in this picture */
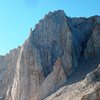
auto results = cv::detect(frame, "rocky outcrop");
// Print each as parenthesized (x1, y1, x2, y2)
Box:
(28, 10, 74, 77)
(0, 10, 100, 100)
(81, 84, 100, 100)
(84, 64, 100, 86)
(84, 23, 100, 59)
(6, 10, 73, 100)
(0, 47, 20, 99)
(37, 57, 66, 100)
(6, 41, 45, 100)
(45, 64, 100, 100)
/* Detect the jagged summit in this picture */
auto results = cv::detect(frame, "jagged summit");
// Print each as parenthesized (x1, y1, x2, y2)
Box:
(45, 10, 66, 17)
(31, 10, 66, 30)
(29, 10, 67, 39)
(0, 10, 100, 100)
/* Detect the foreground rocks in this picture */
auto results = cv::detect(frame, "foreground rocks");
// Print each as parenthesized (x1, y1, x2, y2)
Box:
(0, 10, 100, 100)
(84, 64, 100, 86)
(81, 84, 100, 100)
(45, 64, 100, 100)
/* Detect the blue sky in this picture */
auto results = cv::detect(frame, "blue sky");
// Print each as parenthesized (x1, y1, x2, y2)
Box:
(0, 0, 100, 55)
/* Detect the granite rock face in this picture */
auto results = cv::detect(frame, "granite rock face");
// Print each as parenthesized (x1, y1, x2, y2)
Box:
(81, 84, 100, 100)
(0, 48, 20, 99)
(45, 64, 100, 100)
(6, 10, 72, 100)
(85, 23, 100, 59)
(84, 64, 100, 86)
(0, 10, 100, 100)
(28, 10, 73, 77)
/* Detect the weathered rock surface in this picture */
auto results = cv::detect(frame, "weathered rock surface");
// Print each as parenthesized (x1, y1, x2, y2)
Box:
(28, 10, 73, 77)
(85, 23, 100, 59)
(0, 10, 100, 100)
(45, 64, 100, 100)
(6, 10, 72, 100)
(0, 47, 20, 99)
(81, 84, 100, 100)
(84, 64, 100, 86)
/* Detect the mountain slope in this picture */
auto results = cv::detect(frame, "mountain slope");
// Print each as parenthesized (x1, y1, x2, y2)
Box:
(45, 58, 100, 100)
(0, 10, 100, 100)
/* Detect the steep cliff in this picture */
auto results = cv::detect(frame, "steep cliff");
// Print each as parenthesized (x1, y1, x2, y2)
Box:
(85, 23, 100, 58)
(0, 10, 100, 100)
(0, 47, 20, 99)
(7, 10, 74, 100)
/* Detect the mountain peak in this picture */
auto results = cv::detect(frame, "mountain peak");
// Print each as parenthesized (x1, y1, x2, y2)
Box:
(0, 10, 100, 100)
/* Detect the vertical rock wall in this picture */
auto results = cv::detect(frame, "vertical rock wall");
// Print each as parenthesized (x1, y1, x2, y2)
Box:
(0, 11, 100, 100)
(0, 48, 20, 99)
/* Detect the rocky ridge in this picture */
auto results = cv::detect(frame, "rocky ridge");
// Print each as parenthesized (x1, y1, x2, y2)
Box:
(0, 10, 100, 100)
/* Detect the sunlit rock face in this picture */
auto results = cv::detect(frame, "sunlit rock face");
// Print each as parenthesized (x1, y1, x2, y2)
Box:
(0, 48, 20, 99)
(28, 10, 73, 77)
(81, 84, 100, 100)
(6, 10, 73, 100)
(0, 10, 100, 100)
(45, 64, 100, 100)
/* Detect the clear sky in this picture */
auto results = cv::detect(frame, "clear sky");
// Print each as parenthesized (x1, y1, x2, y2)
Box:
(0, 0, 100, 55)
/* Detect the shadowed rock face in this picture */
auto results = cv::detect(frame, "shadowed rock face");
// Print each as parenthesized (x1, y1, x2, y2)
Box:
(84, 24, 100, 58)
(0, 10, 100, 100)
(6, 10, 72, 100)
(28, 10, 73, 77)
